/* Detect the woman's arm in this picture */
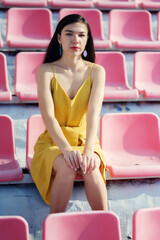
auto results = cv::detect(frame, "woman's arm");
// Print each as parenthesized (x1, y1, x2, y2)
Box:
(82, 64, 105, 173)
(37, 64, 82, 170)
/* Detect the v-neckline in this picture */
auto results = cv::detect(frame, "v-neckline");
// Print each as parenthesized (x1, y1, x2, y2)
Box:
(54, 75, 90, 101)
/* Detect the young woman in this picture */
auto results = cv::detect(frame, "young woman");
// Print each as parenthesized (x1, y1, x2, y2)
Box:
(31, 14, 108, 213)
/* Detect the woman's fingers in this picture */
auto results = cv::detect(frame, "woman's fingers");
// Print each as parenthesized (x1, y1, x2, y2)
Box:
(76, 151, 83, 169)
(63, 155, 74, 169)
(82, 154, 97, 174)
(69, 151, 78, 170)
(81, 156, 87, 174)
(63, 150, 82, 171)
(64, 150, 98, 174)
(63, 151, 75, 170)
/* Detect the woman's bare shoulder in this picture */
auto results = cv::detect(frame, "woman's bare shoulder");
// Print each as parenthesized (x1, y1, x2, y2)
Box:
(90, 63, 105, 82)
(37, 63, 54, 86)
(37, 63, 53, 74)
(92, 63, 105, 73)
(82, 61, 104, 71)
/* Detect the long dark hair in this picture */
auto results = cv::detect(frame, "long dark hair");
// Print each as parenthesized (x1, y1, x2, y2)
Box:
(43, 14, 95, 63)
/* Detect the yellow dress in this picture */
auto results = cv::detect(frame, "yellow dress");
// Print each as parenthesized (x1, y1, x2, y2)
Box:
(31, 63, 106, 205)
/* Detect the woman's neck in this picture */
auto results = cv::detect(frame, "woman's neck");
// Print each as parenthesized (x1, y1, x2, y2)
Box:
(58, 55, 85, 72)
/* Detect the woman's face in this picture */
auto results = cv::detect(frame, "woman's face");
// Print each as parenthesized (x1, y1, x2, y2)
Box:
(58, 22, 88, 58)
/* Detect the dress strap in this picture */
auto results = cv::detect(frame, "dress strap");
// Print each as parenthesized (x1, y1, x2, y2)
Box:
(50, 64, 55, 78)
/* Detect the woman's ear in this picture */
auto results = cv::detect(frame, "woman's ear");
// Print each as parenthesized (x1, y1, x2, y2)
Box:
(57, 34, 61, 44)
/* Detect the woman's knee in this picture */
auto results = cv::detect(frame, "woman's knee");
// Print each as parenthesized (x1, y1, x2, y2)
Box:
(82, 167, 101, 183)
(53, 154, 77, 180)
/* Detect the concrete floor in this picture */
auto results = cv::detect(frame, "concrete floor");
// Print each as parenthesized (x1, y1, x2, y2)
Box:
(1, 177, 160, 240)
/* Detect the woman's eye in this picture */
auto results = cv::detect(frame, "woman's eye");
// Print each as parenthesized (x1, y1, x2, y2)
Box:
(79, 34, 85, 37)
(66, 33, 72, 36)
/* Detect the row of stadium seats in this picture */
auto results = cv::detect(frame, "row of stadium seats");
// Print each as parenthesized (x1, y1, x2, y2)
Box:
(1, 207, 160, 240)
(1, 51, 160, 102)
(1, 0, 160, 10)
(1, 112, 160, 182)
(1, 8, 160, 50)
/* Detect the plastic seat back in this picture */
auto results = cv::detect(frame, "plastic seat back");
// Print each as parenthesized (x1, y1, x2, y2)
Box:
(95, 0, 137, 9)
(43, 211, 122, 240)
(0, 115, 16, 159)
(2, 0, 47, 6)
(59, 8, 111, 49)
(100, 113, 160, 178)
(15, 52, 45, 101)
(109, 10, 159, 49)
(0, 216, 29, 240)
(49, 0, 94, 8)
(133, 207, 160, 240)
(95, 51, 139, 99)
(133, 52, 160, 98)
(136, 0, 160, 9)
(7, 8, 53, 48)
(0, 53, 12, 101)
(0, 115, 23, 181)
(157, 12, 160, 41)
(26, 114, 45, 170)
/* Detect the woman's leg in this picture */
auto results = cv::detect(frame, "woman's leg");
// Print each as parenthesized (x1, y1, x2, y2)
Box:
(50, 154, 77, 213)
(82, 154, 108, 211)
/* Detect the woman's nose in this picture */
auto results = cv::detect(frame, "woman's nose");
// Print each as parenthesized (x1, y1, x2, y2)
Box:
(72, 34, 79, 43)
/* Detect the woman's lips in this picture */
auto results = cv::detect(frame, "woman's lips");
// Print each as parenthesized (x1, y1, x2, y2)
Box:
(71, 46, 80, 51)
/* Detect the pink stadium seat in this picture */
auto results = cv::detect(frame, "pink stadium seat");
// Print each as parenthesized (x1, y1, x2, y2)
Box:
(0, 26, 3, 47)
(43, 211, 122, 240)
(49, 0, 94, 8)
(26, 115, 45, 170)
(6, 8, 53, 48)
(133, 52, 160, 99)
(133, 207, 160, 240)
(2, 0, 47, 6)
(15, 52, 45, 101)
(0, 216, 29, 240)
(109, 10, 160, 49)
(136, 0, 160, 9)
(0, 53, 12, 101)
(0, 115, 23, 182)
(100, 112, 160, 178)
(95, 52, 139, 100)
(59, 9, 112, 50)
(94, 0, 137, 9)
(157, 12, 160, 41)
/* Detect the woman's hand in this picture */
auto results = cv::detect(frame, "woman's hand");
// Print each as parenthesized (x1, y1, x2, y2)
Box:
(81, 150, 97, 174)
(63, 149, 82, 171)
